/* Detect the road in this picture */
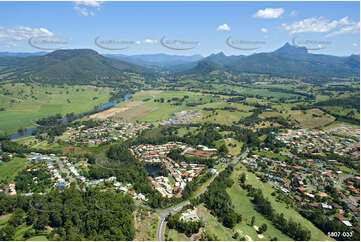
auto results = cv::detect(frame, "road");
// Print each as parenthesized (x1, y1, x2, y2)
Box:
(155, 149, 249, 241)
(55, 158, 81, 191)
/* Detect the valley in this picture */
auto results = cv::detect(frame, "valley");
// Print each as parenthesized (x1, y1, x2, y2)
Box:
(0, 45, 359, 242)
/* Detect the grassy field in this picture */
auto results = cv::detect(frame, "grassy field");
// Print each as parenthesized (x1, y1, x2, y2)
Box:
(223, 137, 243, 155)
(260, 108, 335, 128)
(167, 228, 190, 241)
(27, 236, 48, 241)
(197, 204, 235, 241)
(14, 224, 32, 240)
(0, 214, 11, 226)
(202, 110, 252, 125)
(98, 90, 223, 123)
(0, 83, 114, 133)
(236, 164, 333, 241)
(227, 167, 293, 241)
(0, 157, 27, 182)
(108, 90, 256, 125)
(239, 88, 300, 99)
(322, 106, 360, 120)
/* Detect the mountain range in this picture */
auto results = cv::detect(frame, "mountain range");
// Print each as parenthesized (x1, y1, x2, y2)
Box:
(105, 53, 203, 70)
(191, 43, 360, 79)
(0, 49, 153, 85)
(0, 43, 359, 85)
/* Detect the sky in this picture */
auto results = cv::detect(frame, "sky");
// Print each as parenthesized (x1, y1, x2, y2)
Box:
(0, 0, 360, 56)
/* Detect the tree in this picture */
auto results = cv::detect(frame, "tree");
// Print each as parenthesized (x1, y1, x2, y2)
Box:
(26, 209, 37, 226)
(0, 225, 15, 240)
(200, 230, 218, 241)
(239, 173, 246, 184)
(34, 213, 48, 231)
(8, 208, 26, 227)
(259, 223, 267, 233)
(251, 216, 255, 226)
(232, 232, 240, 239)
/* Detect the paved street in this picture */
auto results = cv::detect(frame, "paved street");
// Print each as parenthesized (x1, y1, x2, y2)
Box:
(155, 149, 249, 240)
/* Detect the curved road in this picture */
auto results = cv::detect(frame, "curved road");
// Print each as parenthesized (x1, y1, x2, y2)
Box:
(155, 149, 249, 240)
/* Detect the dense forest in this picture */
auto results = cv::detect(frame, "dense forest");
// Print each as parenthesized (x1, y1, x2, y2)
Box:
(0, 186, 135, 240)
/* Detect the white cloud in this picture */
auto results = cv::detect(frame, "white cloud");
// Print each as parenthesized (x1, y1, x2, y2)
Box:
(74, 5, 91, 16)
(289, 10, 298, 17)
(282, 16, 360, 36)
(326, 22, 360, 37)
(75, 0, 102, 8)
(0, 26, 54, 41)
(261, 27, 268, 33)
(352, 42, 358, 47)
(217, 24, 231, 31)
(143, 39, 157, 44)
(253, 8, 284, 19)
(135, 39, 157, 45)
(4, 42, 17, 48)
(73, 1, 102, 16)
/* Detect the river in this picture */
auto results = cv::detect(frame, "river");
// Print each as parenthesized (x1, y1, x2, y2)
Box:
(10, 93, 131, 139)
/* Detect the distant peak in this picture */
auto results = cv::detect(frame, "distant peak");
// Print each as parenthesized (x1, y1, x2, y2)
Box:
(48, 49, 99, 56)
(208, 51, 226, 58)
(215, 51, 226, 57)
(275, 42, 308, 55)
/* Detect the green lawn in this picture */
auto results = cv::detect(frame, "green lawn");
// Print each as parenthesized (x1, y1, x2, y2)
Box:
(0, 157, 27, 182)
(227, 167, 293, 241)
(197, 204, 235, 241)
(0, 214, 11, 226)
(167, 228, 190, 241)
(27, 236, 48, 241)
(14, 224, 32, 240)
(238, 164, 333, 241)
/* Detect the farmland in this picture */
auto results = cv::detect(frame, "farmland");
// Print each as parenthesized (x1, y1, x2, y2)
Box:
(0, 83, 114, 133)
(0, 80, 359, 242)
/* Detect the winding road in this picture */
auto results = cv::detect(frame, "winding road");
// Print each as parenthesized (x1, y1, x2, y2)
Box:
(155, 149, 249, 240)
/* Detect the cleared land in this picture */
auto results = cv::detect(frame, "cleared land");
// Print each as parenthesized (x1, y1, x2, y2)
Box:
(134, 207, 158, 241)
(234, 164, 333, 241)
(167, 228, 190, 241)
(227, 167, 293, 241)
(0, 157, 27, 182)
(197, 204, 235, 241)
(90, 101, 144, 119)
(261, 108, 335, 128)
(0, 83, 114, 133)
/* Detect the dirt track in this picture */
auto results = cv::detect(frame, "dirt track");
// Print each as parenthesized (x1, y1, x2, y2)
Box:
(90, 101, 144, 119)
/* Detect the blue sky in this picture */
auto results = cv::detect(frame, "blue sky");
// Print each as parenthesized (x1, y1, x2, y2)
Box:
(0, 1, 359, 56)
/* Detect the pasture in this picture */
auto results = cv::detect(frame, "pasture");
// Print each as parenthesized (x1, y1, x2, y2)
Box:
(0, 83, 114, 133)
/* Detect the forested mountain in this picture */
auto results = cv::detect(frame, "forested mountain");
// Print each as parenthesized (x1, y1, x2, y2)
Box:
(0, 49, 154, 85)
(224, 43, 359, 78)
(0, 44, 359, 85)
(0, 52, 46, 57)
(106, 53, 203, 70)
(184, 43, 360, 79)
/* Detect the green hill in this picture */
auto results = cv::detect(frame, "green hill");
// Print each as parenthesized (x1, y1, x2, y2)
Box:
(0, 49, 154, 85)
